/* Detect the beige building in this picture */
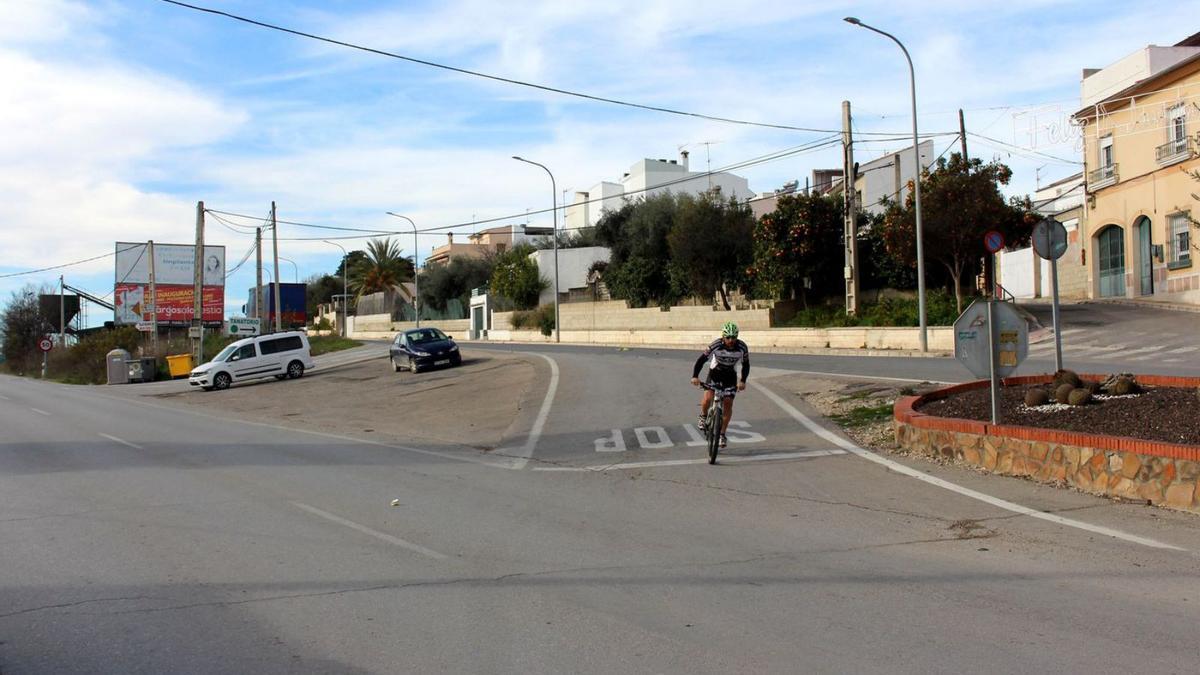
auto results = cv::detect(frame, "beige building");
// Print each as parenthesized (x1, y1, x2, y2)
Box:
(1073, 33, 1200, 304)
(423, 224, 552, 267)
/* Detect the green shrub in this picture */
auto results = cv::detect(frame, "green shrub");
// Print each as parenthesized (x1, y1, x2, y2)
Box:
(1024, 389, 1049, 407)
(778, 289, 962, 328)
(510, 305, 555, 336)
(1067, 388, 1092, 406)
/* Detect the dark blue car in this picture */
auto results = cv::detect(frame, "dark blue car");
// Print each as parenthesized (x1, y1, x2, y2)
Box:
(389, 327, 462, 373)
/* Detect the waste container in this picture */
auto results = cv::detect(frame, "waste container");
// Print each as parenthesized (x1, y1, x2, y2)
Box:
(126, 357, 157, 383)
(106, 349, 131, 385)
(166, 354, 193, 378)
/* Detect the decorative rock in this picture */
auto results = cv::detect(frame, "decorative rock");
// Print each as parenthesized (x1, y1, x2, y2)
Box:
(1067, 388, 1092, 406)
(1054, 383, 1075, 404)
(1110, 376, 1136, 396)
(1053, 369, 1082, 388)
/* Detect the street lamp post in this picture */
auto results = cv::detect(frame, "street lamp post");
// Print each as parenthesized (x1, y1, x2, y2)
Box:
(845, 16, 928, 352)
(512, 155, 560, 343)
(323, 240, 348, 338)
(276, 256, 299, 283)
(385, 213, 421, 328)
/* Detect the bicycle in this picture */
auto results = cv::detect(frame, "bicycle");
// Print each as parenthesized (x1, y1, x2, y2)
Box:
(698, 382, 737, 464)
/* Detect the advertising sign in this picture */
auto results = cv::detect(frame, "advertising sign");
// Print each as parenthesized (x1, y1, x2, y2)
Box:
(115, 242, 225, 286)
(114, 283, 223, 325)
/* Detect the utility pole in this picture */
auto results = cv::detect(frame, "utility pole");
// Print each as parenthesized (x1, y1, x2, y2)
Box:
(958, 108, 969, 162)
(255, 227, 264, 328)
(59, 275, 65, 348)
(842, 101, 860, 316)
(148, 240, 158, 354)
(192, 201, 205, 366)
(271, 201, 282, 334)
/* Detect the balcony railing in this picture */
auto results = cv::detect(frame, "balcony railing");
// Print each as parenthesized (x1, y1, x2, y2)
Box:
(1088, 163, 1118, 190)
(1156, 136, 1194, 165)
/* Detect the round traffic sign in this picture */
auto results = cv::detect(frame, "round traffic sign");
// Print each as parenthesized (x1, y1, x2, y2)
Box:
(1032, 218, 1069, 261)
(983, 230, 1005, 253)
(38, 338, 53, 353)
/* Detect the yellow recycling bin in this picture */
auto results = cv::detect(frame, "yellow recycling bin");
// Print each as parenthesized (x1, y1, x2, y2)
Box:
(166, 354, 193, 378)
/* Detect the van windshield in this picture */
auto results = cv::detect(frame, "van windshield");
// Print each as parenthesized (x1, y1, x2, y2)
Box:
(213, 344, 240, 362)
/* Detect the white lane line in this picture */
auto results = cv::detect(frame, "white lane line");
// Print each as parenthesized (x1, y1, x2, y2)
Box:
(98, 433, 143, 450)
(30, 408, 50, 416)
(533, 449, 847, 472)
(1164, 345, 1200, 354)
(495, 353, 560, 471)
(752, 381, 1185, 552)
(291, 501, 448, 560)
(0, 393, 10, 401)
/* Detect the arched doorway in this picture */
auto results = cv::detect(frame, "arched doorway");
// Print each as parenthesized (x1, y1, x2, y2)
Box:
(1135, 216, 1154, 295)
(1097, 225, 1126, 298)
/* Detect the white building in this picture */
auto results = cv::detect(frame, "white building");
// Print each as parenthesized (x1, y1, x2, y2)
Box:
(855, 140, 936, 215)
(565, 151, 753, 228)
(531, 246, 611, 307)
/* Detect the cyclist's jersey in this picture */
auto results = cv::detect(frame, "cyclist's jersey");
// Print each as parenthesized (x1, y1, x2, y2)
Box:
(692, 338, 750, 382)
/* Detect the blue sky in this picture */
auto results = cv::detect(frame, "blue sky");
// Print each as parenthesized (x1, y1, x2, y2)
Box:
(3, 0, 1199, 326)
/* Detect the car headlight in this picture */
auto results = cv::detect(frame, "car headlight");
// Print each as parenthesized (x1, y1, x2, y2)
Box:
(448, 345, 458, 352)
(411, 350, 430, 357)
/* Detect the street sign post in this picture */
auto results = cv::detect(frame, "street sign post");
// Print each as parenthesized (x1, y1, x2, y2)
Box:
(1033, 217, 1069, 372)
(954, 299, 1028, 424)
(225, 317, 261, 337)
(38, 337, 52, 379)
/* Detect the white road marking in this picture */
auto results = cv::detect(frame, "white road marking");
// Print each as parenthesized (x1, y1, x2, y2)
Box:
(30, 408, 50, 416)
(494, 353, 559, 470)
(0, 393, 10, 401)
(533, 449, 847, 472)
(752, 381, 1186, 552)
(291, 501, 448, 560)
(99, 433, 143, 450)
(1163, 345, 1200, 354)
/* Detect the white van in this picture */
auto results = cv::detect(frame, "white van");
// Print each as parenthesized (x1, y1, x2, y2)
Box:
(189, 331, 315, 391)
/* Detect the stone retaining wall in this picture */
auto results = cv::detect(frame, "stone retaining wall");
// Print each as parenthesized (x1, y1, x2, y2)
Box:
(894, 374, 1200, 514)
(485, 326, 954, 351)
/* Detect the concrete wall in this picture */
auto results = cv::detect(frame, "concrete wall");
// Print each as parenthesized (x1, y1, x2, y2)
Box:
(532, 247, 610, 307)
(495, 300, 774, 332)
(485, 326, 954, 352)
(348, 313, 471, 340)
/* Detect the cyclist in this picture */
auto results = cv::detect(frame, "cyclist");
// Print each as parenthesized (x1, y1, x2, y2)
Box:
(691, 321, 750, 449)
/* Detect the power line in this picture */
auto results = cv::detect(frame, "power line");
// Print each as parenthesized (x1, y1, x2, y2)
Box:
(967, 131, 1082, 165)
(160, 0, 952, 138)
(0, 245, 143, 280)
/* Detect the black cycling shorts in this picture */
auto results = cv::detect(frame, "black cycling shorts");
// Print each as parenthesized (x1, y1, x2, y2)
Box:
(706, 368, 739, 397)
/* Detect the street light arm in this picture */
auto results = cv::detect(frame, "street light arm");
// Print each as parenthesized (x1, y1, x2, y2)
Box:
(323, 239, 349, 338)
(385, 212, 421, 327)
(512, 155, 560, 342)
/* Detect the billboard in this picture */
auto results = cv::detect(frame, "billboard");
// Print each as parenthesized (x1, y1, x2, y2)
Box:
(114, 242, 226, 326)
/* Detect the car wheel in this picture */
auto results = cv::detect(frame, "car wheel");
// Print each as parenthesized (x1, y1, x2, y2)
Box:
(408, 357, 419, 374)
(391, 356, 401, 373)
(213, 372, 232, 391)
(287, 361, 305, 379)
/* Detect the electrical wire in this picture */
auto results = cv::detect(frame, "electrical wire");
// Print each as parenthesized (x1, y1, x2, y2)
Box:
(159, 0, 955, 138)
(0, 244, 143, 280)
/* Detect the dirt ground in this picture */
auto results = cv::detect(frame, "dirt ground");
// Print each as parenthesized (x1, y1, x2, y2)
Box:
(784, 376, 943, 454)
(147, 351, 540, 451)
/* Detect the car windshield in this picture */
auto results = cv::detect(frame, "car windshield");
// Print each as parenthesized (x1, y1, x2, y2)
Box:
(408, 329, 447, 344)
(213, 344, 241, 362)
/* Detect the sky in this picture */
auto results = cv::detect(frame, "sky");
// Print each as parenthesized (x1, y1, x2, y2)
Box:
(2, 0, 1199, 327)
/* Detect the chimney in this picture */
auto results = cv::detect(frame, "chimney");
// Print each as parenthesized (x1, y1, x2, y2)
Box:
(680, 150, 689, 171)
(447, 233, 454, 245)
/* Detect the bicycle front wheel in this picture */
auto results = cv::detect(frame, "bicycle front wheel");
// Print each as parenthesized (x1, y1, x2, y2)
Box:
(707, 403, 722, 464)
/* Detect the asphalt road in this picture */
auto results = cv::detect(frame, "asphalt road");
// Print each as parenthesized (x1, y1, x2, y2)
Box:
(3, 340, 1200, 673)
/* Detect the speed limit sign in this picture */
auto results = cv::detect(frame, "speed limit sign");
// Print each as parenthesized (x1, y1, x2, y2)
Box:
(38, 338, 53, 352)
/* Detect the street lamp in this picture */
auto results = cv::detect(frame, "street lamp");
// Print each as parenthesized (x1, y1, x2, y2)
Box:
(323, 240, 348, 338)
(845, 16, 928, 351)
(511, 155, 560, 343)
(385, 213, 421, 328)
(276, 256, 299, 283)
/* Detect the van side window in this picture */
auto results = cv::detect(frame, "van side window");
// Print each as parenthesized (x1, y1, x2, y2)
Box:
(278, 336, 303, 352)
(259, 339, 279, 355)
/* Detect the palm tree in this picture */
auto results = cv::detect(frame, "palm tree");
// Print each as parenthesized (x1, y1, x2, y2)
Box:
(350, 238, 414, 299)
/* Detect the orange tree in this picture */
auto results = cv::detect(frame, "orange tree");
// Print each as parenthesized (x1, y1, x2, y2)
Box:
(749, 192, 843, 306)
(878, 153, 1035, 312)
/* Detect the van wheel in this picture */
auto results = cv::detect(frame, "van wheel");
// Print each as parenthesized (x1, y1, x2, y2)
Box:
(287, 361, 305, 379)
(213, 372, 232, 391)
(391, 357, 401, 373)
(409, 357, 419, 374)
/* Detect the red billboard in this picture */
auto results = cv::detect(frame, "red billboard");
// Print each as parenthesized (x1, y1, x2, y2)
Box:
(114, 283, 223, 325)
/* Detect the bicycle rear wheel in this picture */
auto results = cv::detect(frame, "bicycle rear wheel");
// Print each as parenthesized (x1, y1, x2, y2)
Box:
(707, 402, 722, 464)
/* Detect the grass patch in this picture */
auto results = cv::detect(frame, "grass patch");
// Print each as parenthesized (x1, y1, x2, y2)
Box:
(830, 401, 895, 428)
(308, 335, 362, 356)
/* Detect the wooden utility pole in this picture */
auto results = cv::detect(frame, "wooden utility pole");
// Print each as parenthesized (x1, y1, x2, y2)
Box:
(271, 201, 282, 333)
(148, 240, 158, 354)
(59, 275, 65, 347)
(255, 227, 263, 328)
(192, 202, 205, 365)
(959, 108, 969, 162)
(842, 100, 859, 316)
